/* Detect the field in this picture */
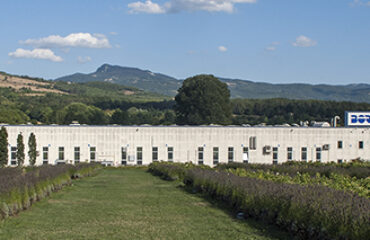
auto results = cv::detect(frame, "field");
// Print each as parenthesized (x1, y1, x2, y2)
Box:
(0, 168, 290, 240)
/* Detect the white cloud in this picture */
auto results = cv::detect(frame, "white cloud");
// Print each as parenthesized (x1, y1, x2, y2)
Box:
(128, 0, 166, 14)
(292, 35, 317, 48)
(77, 56, 92, 64)
(21, 33, 111, 49)
(218, 46, 227, 52)
(351, 0, 370, 7)
(8, 48, 63, 62)
(265, 42, 279, 51)
(128, 0, 256, 14)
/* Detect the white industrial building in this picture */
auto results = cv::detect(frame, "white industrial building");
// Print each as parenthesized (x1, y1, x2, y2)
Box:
(2, 125, 369, 166)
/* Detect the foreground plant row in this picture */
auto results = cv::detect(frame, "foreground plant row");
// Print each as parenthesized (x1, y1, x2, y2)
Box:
(148, 162, 370, 240)
(0, 163, 101, 220)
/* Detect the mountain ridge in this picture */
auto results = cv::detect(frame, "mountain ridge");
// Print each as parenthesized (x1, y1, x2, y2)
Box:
(55, 64, 370, 103)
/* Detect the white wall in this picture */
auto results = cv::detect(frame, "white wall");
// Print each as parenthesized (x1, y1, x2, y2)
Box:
(3, 125, 369, 166)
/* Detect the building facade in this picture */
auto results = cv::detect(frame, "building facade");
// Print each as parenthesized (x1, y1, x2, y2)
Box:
(2, 125, 369, 166)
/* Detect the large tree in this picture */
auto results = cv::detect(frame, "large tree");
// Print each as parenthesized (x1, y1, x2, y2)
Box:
(28, 132, 37, 166)
(175, 75, 232, 125)
(0, 126, 8, 167)
(16, 133, 25, 166)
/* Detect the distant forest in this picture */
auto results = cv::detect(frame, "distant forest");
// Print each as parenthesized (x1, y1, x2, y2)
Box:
(0, 85, 369, 126)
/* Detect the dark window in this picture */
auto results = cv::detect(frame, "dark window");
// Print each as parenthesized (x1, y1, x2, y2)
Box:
(152, 147, 158, 161)
(11, 147, 17, 165)
(90, 147, 96, 161)
(137, 147, 143, 165)
(359, 141, 364, 149)
(43, 146, 48, 164)
(168, 147, 173, 161)
(316, 147, 321, 161)
(249, 136, 257, 150)
(287, 147, 293, 161)
(74, 147, 80, 162)
(213, 147, 219, 165)
(59, 147, 64, 160)
(301, 147, 307, 161)
(198, 147, 204, 165)
(243, 147, 249, 164)
(121, 147, 127, 165)
(337, 159, 343, 164)
(228, 147, 234, 162)
(337, 141, 343, 149)
(272, 147, 278, 164)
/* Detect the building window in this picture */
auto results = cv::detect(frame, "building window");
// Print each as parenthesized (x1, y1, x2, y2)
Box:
(301, 147, 307, 161)
(58, 147, 64, 160)
(11, 146, 17, 165)
(213, 147, 219, 165)
(43, 146, 49, 165)
(243, 147, 249, 164)
(167, 147, 173, 162)
(90, 147, 96, 162)
(287, 147, 293, 161)
(121, 147, 127, 165)
(359, 141, 364, 149)
(228, 147, 234, 163)
(137, 147, 143, 165)
(337, 159, 343, 164)
(74, 147, 80, 163)
(152, 147, 158, 161)
(249, 136, 257, 150)
(198, 147, 204, 165)
(316, 147, 321, 162)
(337, 141, 343, 149)
(272, 147, 278, 164)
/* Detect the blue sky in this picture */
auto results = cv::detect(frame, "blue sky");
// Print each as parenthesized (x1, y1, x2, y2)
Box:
(0, 0, 369, 85)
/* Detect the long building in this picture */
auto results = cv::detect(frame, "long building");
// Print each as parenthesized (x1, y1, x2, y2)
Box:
(2, 125, 369, 166)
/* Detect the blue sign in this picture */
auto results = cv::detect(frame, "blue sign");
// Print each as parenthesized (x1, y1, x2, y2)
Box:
(345, 112, 370, 127)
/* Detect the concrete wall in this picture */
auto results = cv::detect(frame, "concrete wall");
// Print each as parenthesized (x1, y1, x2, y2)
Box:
(3, 125, 369, 166)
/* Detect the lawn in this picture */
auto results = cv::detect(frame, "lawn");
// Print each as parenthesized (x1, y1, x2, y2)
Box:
(0, 168, 291, 240)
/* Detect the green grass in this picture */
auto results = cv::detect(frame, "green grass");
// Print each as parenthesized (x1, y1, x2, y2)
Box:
(0, 168, 291, 240)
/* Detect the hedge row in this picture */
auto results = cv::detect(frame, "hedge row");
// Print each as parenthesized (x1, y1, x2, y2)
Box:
(0, 163, 101, 220)
(217, 161, 370, 179)
(148, 161, 210, 180)
(148, 162, 370, 240)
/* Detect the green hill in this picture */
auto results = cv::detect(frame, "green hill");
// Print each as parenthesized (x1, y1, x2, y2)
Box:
(55, 64, 370, 103)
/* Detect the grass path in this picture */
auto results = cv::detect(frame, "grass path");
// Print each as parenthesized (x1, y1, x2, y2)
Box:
(0, 168, 290, 240)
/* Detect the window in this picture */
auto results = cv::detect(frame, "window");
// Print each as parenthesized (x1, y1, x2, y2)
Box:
(74, 147, 80, 163)
(43, 146, 49, 165)
(137, 147, 143, 165)
(301, 147, 307, 161)
(11, 147, 17, 165)
(316, 147, 321, 162)
(198, 147, 204, 165)
(121, 147, 127, 165)
(213, 147, 219, 165)
(152, 147, 158, 161)
(90, 147, 96, 162)
(243, 147, 249, 164)
(167, 147, 173, 162)
(287, 147, 293, 161)
(337, 141, 343, 149)
(272, 147, 278, 164)
(249, 136, 257, 150)
(359, 141, 364, 149)
(337, 159, 343, 164)
(58, 147, 64, 160)
(228, 147, 234, 162)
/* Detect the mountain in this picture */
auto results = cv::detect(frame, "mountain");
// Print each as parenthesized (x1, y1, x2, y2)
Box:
(56, 64, 181, 97)
(55, 64, 370, 103)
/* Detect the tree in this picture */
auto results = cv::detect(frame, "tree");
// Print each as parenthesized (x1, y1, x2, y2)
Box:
(16, 133, 25, 166)
(175, 75, 232, 125)
(28, 132, 37, 166)
(0, 126, 8, 167)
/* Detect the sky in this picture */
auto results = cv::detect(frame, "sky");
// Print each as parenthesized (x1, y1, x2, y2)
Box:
(0, 0, 369, 85)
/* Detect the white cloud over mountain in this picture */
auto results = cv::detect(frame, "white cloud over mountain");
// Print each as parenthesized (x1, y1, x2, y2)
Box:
(292, 35, 317, 48)
(128, 0, 256, 14)
(8, 48, 63, 62)
(20, 33, 111, 49)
